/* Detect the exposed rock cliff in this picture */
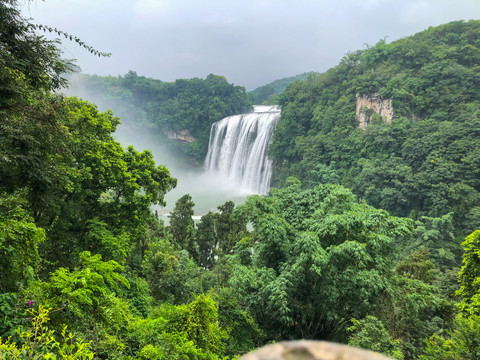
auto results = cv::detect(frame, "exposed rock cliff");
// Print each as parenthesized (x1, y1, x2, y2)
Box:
(163, 129, 196, 143)
(356, 93, 394, 129)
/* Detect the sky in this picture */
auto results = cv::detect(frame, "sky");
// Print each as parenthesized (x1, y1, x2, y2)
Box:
(21, 0, 480, 90)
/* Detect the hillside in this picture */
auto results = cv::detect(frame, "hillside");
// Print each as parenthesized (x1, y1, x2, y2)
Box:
(66, 71, 318, 165)
(270, 20, 480, 241)
(66, 71, 252, 164)
(247, 72, 317, 104)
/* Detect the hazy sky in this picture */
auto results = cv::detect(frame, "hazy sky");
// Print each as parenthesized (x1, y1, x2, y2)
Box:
(22, 0, 480, 90)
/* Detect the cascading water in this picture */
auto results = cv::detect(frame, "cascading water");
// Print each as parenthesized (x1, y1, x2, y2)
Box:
(204, 105, 280, 195)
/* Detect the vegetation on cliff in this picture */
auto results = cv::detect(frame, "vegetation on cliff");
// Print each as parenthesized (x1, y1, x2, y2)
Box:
(270, 20, 480, 240)
(67, 71, 251, 164)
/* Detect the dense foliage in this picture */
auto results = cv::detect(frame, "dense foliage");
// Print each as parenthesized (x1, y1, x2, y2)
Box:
(270, 20, 480, 240)
(1, 3, 480, 359)
(67, 71, 252, 164)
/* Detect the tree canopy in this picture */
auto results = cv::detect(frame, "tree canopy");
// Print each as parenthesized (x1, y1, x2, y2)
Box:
(270, 20, 480, 241)
(68, 71, 252, 164)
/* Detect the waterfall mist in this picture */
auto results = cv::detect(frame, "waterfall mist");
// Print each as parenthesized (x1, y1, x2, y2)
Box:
(63, 75, 253, 216)
(113, 123, 249, 217)
(63, 76, 280, 216)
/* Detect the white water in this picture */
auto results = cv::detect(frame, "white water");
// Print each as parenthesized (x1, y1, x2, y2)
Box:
(204, 105, 281, 195)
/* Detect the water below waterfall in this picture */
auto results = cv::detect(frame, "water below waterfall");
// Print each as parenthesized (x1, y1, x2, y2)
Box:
(204, 105, 280, 195)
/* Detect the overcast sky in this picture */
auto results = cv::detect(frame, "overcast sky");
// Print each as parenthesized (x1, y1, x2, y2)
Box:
(21, 0, 480, 90)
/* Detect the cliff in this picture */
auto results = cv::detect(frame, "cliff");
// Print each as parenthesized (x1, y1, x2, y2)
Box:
(356, 93, 394, 129)
(163, 129, 196, 143)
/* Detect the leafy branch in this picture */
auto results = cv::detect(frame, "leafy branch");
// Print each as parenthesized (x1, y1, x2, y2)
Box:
(30, 24, 111, 57)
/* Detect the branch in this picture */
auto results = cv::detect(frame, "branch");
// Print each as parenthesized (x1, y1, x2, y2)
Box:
(30, 24, 111, 57)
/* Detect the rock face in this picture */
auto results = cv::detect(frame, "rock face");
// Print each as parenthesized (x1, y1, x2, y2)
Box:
(163, 129, 196, 143)
(240, 340, 393, 360)
(356, 93, 394, 129)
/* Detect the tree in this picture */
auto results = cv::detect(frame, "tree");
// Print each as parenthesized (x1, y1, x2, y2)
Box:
(0, 305, 95, 360)
(33, 97, 177, 271)
(0, 0, 71, 95)
(421, 314, 480, 360)
(215, 201, 247, 256)
(34, 251, 129, 325)
(142, 240, 202, 304)
(419, 230, 480, 360)
(213, 287, 264, 357)
(396, 246, 436, 284)
(0, 192, 45, 293)
(196, 212, 217, 269)
(231, 180, 413, 341)
(196, 201, 247, 269)
(379, 273, 448, 359)
(31, 252, 131, 355)
(168, 194, 197, 259)
(0, 0, 109, 100)
(348, 315, 404, 359)
(457, 230, 480, 315)
(128, 295, 226, 359)
(0, 93, 76, 228)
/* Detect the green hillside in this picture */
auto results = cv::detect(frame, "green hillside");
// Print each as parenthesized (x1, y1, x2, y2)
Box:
(67, 71, 251, 164)
(271, 20, 480, 239)
(247, 72, 317, 104)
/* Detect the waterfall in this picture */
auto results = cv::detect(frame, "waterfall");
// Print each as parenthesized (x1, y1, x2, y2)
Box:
(204, 105, 280, 195)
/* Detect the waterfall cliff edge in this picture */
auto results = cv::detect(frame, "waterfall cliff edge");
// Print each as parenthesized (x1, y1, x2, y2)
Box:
(204, 105, 280, 195)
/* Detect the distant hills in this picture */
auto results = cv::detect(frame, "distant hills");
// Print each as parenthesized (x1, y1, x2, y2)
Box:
(247, 72, 317, 104)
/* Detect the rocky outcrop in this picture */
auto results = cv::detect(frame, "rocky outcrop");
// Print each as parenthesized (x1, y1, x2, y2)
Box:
(356, 93, 394, 129)
(240, 340, 393, 360)
(163, 129, 196, 143)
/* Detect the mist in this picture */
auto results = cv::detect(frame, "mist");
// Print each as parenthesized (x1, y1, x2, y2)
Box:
(63, 74, 250, 217)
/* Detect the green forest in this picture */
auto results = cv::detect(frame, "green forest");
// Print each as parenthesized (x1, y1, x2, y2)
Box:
(1, 0, 480, 359)
(66, 71, 251, 165)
